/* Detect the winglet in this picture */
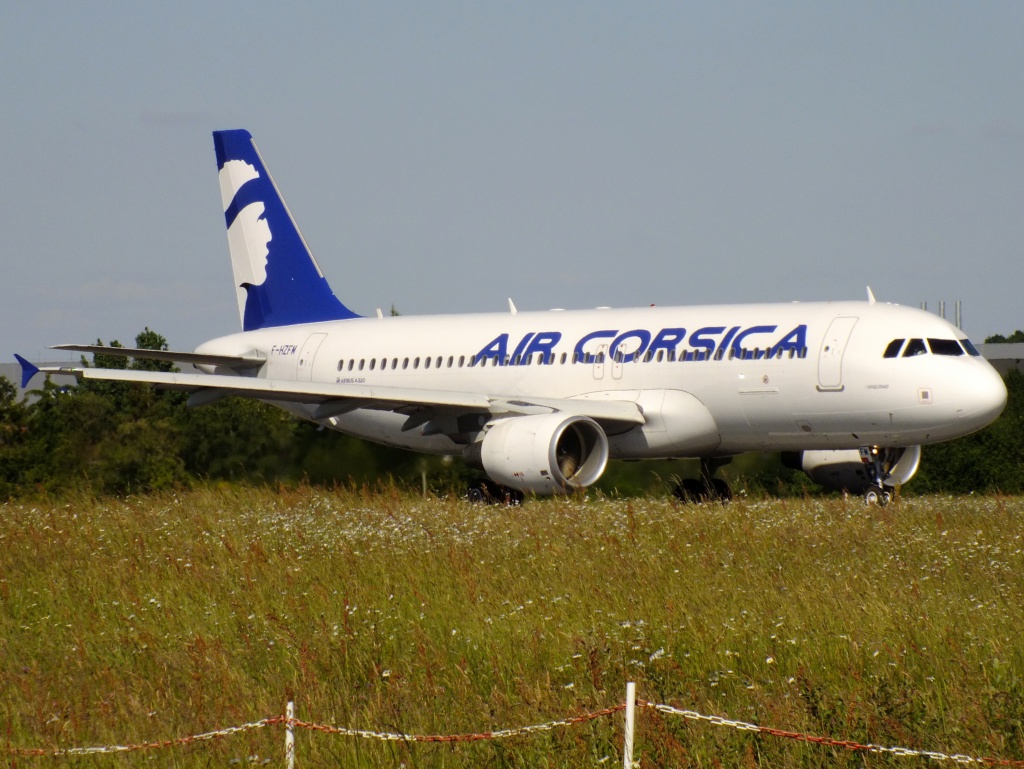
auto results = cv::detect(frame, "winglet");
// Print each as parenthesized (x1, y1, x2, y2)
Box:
(14, 355, 40, 389)
(866, 286, 877, 305)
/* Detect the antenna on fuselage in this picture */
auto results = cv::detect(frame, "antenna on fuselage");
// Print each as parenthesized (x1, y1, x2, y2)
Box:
(866, 286, 877, 305)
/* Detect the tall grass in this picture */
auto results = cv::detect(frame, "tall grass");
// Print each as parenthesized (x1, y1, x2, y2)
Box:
(1, 487, 1022, 767)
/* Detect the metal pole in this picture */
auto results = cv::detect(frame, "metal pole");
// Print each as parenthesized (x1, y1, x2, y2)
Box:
(623, 681, 636, 769)
(286, 701, 295, 769)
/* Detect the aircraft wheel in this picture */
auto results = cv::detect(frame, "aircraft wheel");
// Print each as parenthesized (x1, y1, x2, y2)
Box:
(864, 485, 889, 506)
(467, 480, 524, 506)
(673, 478, 712, 503)
(500, 487, 525, 507)
(711, 478, 732, 503)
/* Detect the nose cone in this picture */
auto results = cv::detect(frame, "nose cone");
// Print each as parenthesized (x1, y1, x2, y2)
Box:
(959, 362, 1007, 432)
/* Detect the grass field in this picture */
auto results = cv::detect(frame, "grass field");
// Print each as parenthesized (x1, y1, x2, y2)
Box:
(1, 487, 1023, 767)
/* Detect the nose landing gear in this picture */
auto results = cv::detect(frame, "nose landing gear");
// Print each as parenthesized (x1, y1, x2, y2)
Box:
(859, 446, 898, 506)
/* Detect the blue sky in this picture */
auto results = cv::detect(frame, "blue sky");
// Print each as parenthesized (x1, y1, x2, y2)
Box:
(3, 2, 1022, 359)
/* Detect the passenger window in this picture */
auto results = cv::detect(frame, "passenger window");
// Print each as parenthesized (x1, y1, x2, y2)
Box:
(424, 357, 431, 369)
(347, 360, 354, 371)
(883, 339, 904, 358)
(903, 338, 927, 357)
(458, 355, 465, 367)
(358, 359, 365, 371)
(447, 356, 454, 368)
(337, 359, 344, 371)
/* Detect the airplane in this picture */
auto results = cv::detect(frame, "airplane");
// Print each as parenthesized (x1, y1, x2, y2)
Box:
(18, 129, 1008, 505)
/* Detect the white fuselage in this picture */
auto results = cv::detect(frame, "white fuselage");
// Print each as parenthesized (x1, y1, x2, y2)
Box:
(195, 299, 1007, 459)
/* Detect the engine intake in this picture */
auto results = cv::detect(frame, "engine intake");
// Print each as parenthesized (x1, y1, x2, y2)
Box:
(477, 414, 609, 495)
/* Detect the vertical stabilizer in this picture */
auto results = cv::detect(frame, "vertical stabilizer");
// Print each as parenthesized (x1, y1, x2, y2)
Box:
(213, 129, 360, 330)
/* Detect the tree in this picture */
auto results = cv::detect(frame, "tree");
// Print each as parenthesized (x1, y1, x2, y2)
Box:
(985, 330, 1024, 344)
(913, 369, 1024, 493)
(178, 398, 299, 482)
(0, 376, 32, 498)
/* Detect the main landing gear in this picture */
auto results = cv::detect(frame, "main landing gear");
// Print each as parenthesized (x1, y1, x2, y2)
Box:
(466, 479, 525, 506)
(672, 458, 733, 504)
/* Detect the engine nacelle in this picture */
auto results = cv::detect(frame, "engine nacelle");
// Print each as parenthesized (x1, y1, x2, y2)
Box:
(476, 414, 609, 495)
(782, 446, 922, 493)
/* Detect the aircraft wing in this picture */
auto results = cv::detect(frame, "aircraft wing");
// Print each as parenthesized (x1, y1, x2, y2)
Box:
(26, 365, 645, 431)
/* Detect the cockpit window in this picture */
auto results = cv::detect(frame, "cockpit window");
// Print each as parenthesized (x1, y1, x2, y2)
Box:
(961, 339, 981, 357)
(902, 338, 927, 357)
(883, 339, 904, 358)
(928, 338, 964, 356)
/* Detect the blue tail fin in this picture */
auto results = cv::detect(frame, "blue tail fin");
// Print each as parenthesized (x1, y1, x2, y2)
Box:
(213, 130, 360, 330)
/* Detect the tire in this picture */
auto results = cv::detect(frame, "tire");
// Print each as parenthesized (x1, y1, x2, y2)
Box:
(673, 478, 712, 503)
(711, 478, 732, 503)
(864, 485, 888, 506)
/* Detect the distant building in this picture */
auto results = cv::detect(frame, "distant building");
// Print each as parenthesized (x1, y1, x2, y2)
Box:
(0, 362, 78, 401)
(979, 344, 1024, 376)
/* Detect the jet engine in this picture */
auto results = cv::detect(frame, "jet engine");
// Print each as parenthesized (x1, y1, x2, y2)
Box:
(782, 445, 922, 493)
(475, 414, 609, 495)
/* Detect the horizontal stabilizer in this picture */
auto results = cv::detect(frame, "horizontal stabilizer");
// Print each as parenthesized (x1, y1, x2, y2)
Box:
(51, 344, 265, 370)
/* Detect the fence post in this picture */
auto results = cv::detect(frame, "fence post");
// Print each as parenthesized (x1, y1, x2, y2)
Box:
(623, 681, 636, 769)
(285, 701, 295, 769)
